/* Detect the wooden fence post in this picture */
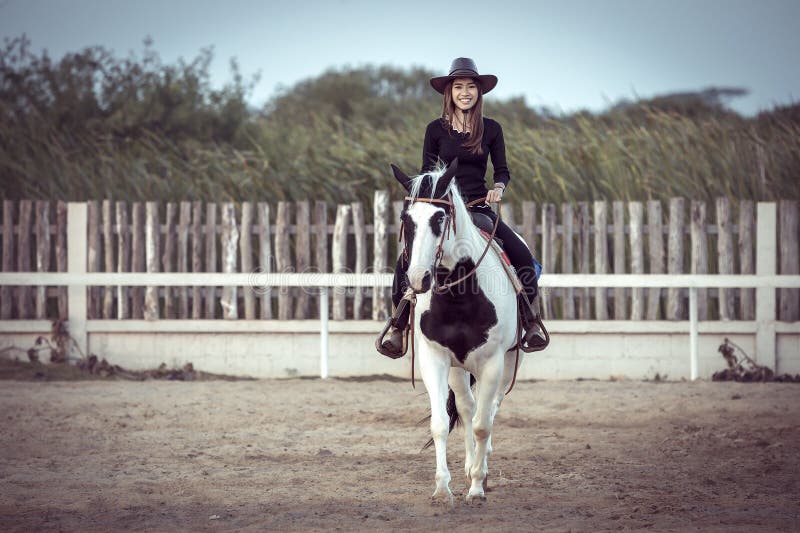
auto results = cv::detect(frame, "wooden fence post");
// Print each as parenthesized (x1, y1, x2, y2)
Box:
(275, 201, 293, 320)
(67, 203, 87, 358)
(240, 202, 255, 319)
(56, 202, 68, 320)
(352, 202, 368, 319)
(541, 204, 556, 319)
(205, 203, 218, 319)
(561, 203, 574, 319)
(739, 200, 755, 320)
(690, 201, 709, 320)
(86, 201, 100, 319)
(116, 202, 130, 319)
(294, 201, 311, 319)
(17, 200, 32, 318)
(628, 202, 644, 320)
(35, 201, 51, 319)
(162, 203, 176, 319)
(190, 202, 203, 319)
(373, 191, 390, 321)
(577, 202, 591, 319)
(667, 197, 685, 320)
(131, 203, 144, 319)
(220, 203, 239, 319)
(257, 202, 273, 319)
(778, 200, 799, 321)
(144, 202, 160, 320)
(177, 202, 191, 319)
(613, 201, 627, 320)
(594, 201, 609, 320)
(1, 201, 14, 319)
(646, 200, 664, 320)
(102, 200, 115, 318)
(521, 201, 537, 255)
(716, 198, 735, 320)
(332, 204, 351, 320)
(755, 202, 777, 370)
(313, 201, 328, 320)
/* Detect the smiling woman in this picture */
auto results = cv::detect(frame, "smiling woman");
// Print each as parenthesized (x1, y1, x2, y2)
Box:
(377, 57, 547, 360)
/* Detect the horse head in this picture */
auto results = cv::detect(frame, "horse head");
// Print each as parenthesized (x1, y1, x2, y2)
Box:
(391, 159, 463, 293)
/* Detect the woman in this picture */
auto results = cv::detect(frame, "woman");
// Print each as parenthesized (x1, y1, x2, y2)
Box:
(378, 57, 547, 358)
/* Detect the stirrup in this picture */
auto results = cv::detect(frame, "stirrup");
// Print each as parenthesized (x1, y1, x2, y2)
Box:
(375, 293, 413, 358)
(375, 320, 409, 358)
(519, 316, 550, 353)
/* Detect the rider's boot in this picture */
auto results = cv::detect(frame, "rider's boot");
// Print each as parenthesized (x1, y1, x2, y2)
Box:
(376, 296, 411, 359)
(518, 292, 549, 352)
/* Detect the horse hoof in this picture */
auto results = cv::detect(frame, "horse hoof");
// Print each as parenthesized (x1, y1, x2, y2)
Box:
(431, 490, 454, 508)
(465, 492, 486, 505)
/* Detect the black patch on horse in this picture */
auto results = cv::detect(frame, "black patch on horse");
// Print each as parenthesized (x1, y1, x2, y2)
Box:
(429, 209, 445, 237)
(420, 259, 498, 363)
(401, 210, 416, 256)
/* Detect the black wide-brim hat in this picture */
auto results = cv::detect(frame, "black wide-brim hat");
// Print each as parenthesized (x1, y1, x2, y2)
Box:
(429, 57, 498, 95)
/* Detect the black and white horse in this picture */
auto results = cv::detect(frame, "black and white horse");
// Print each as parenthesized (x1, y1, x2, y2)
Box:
(392, 159, 523, 505)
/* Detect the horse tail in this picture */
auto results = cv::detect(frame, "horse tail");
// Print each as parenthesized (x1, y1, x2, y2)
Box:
(422, 374, 474, 449)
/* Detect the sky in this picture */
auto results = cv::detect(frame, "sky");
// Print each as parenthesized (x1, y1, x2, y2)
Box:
(1, 0, 798, 116)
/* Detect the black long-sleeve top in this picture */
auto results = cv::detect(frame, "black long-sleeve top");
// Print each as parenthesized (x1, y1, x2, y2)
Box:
(421, 117, 511, 202)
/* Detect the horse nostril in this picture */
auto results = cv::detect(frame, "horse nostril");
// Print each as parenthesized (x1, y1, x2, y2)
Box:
(421, 271, 432, 292)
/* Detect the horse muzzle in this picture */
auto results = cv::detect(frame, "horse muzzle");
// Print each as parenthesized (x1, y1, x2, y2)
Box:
(408, 266, 432, 294)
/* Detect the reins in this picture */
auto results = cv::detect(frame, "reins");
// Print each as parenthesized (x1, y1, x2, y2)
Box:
(433, 197, 501, 294)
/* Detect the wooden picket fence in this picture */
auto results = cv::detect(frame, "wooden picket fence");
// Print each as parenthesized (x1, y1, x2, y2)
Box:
(1, 196, 798, 322)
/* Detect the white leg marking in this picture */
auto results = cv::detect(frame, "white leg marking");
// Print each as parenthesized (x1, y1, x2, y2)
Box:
(466, 353, 504, 504)
(420, 345, 453, 507)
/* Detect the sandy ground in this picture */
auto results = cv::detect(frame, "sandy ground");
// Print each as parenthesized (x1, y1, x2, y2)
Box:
(1, 376, 799, 532)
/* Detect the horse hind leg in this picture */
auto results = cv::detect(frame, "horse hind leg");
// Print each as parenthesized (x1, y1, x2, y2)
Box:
(466, 353, 504, 504)
(484, 350, 523, 458)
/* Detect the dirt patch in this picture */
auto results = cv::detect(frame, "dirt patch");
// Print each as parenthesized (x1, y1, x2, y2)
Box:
(0, 378, 798, 531)
(0, 357, 253, 382)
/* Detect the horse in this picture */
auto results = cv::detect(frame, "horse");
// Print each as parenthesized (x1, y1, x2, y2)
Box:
(391, 158, 523, 505)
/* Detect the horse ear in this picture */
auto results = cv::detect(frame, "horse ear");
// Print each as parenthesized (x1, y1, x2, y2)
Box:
(433, 158, 459, 198)
(390, 164, 412, 192)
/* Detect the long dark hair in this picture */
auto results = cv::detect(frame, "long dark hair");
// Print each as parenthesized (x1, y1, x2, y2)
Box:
(440, 79, 484, 155)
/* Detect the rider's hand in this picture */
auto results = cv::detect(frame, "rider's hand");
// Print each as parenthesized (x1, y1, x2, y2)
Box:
(486, 185, 504, 203)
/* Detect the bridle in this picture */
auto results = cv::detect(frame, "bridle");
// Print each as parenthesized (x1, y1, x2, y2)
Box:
(400, 195, 501, 294)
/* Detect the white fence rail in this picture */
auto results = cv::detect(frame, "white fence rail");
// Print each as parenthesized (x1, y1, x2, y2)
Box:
(1, 202, 799, 380)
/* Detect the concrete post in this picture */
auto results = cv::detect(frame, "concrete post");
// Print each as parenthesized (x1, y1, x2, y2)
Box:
(755, 202, 777, 370)
(320, 287, 329, 379)
(689, 287, 698, 380)
(67, 203, 88, 359)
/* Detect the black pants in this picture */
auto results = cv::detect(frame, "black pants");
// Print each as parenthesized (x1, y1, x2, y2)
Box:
(391, 204, 540, 327)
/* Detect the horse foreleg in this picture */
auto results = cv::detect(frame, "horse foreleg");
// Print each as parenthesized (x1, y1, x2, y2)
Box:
(448, 367, 475, 488)
(466, 353, 504, 504)
(421, 349, 453, 507)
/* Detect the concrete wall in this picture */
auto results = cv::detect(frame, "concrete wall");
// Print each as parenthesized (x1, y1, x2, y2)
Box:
(2, 320, 798, 380)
